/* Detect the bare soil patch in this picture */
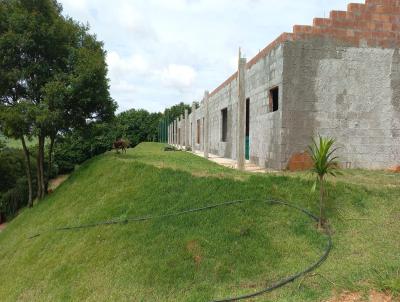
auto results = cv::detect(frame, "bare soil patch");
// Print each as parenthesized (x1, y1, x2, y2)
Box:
(186, 240, 202, 266)
(48, 174, 69, 191)
(325, 290, 397, 302)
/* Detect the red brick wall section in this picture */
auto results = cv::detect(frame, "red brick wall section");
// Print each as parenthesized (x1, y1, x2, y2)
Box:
(293, 0, 400, 49)
(287, 152, 314, 171)
(209, 0, 400, 98)
(388, 165, 400, 172)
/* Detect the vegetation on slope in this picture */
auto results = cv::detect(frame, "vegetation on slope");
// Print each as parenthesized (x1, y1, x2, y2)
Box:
(0, 143, 398, 301)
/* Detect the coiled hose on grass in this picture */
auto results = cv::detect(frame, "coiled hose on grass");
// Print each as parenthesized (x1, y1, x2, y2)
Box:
(28, 198, 332, 302)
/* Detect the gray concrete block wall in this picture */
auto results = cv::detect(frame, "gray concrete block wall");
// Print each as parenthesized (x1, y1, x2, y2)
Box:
(189, 106, 205, 151)
(182, 37, 399, 170)
(208, 79, 238, 160)
(246, 44, 284, 170)
(282, 38, 400, 169)
(197, 43, 286, 169)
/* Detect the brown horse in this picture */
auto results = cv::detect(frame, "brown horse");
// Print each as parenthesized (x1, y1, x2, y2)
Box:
(113, 139, 129, 153)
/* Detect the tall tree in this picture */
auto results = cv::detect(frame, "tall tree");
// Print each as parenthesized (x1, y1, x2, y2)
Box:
(0, 102, 35, 207)
(0, 0, 116, 201)
(115, 109, 162, 147)
(163, 102, 192, 122)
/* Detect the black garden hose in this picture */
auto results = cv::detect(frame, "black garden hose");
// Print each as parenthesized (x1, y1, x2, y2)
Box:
(28, 198, 332, 302)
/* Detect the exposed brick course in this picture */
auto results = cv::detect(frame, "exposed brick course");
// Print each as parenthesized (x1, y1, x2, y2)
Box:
(209, 0, 400, 97)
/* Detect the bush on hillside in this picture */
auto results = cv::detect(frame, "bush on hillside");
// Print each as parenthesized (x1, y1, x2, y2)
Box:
(54, 123, 115, 174)
(164, 146, 178, 152)
(0, 148, 37, 220)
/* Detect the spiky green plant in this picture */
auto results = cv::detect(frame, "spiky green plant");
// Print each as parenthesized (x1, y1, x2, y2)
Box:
(308, 135, 340, 228)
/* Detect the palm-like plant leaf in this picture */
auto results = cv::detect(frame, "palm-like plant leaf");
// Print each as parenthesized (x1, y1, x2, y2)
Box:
(308, 136, 340, 177)
(308, 135, 341, 228)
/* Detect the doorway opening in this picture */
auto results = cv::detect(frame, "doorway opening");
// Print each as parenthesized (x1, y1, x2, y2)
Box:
(245, 98, 250, 160)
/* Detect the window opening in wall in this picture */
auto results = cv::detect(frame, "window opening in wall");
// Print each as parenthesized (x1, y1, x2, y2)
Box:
(197, 119, 201, 144)
(269, 87, 279, 112)
(221, 108, 228, 142)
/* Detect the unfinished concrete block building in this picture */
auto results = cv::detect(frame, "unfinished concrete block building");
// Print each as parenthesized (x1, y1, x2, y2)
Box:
(169, 0, 400, 170)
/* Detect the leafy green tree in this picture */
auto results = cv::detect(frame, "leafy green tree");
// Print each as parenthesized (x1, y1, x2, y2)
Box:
(53, 121, 116, 174)
(308, 135, 340, 228)
(0, 102, 35, 207)
(163, 102, 191, 122)
(0, 0, 116, 200)
(115, 109, 162, 146)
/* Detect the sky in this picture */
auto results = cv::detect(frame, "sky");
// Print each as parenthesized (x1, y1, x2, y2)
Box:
(59, 0, 363, 113)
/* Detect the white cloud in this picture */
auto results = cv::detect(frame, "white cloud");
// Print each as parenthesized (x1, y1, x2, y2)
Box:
(106, 51, 149, 77)
(159, 64, 197, 90)
(59, 0, 364, 113)
(62, 0, 88, 12)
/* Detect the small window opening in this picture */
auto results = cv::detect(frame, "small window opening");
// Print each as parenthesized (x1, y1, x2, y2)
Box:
(221, 108, 228, 142)
(269, 87, 279, 112)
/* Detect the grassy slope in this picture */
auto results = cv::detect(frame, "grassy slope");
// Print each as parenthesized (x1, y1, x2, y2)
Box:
(0, 143, 399, 301)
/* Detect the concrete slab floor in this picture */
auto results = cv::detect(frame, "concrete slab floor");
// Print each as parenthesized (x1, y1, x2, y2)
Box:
(191, 149, 277, 173)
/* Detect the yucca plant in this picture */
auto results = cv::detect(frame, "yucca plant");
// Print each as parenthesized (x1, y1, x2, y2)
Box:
(308, 135, 340, 229)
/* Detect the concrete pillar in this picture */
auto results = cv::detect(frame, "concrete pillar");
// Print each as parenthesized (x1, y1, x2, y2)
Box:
(204, 91, 210, 159)
(177, 117, 180, 146)
(169, 124, 171, 145)
(170, 124, 172, 145)
(191, 102, 196, 150)
(237, 50, 247, 171)
(184, 109, 189, 149)
(172, 121, 175, 145)
(174, 119, 177, 145)
(180, 114, 184, 147)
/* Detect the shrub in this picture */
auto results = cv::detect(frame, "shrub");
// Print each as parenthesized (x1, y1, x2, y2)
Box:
(308, 135, 340, 228)
(164, 146, 178, 152)
(0, 148, 37, 220)
(54, 123, 115, 174)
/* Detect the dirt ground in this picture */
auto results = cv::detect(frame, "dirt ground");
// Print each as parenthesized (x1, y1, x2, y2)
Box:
(325, 291, 398, 302)
(48, 174, 69, 191)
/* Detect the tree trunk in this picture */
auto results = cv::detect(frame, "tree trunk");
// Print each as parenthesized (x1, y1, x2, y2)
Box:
(45, 134, 55, 192)
(21, 136, 33, 208)
(319, 175, 324, 229)
(36, 136, 42, 199)
(36, 134, 46, 199)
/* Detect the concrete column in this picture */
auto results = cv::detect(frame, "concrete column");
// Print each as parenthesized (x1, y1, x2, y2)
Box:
(177, 117, 180, 146)
(172, 121, 175, 145)
(237, 50, 247, 171)
(174, 119, 177, 145)
(191, 102, 196, 150)
(169, 124, 171, 145)
(170, 124, 172, 145)
(180, 114, 184, 148)
(204, 91, 210, 158)
(184, 109, 189, 150)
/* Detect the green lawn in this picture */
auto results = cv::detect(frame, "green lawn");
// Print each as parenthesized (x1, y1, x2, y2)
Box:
(0, 143, 399, 301)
